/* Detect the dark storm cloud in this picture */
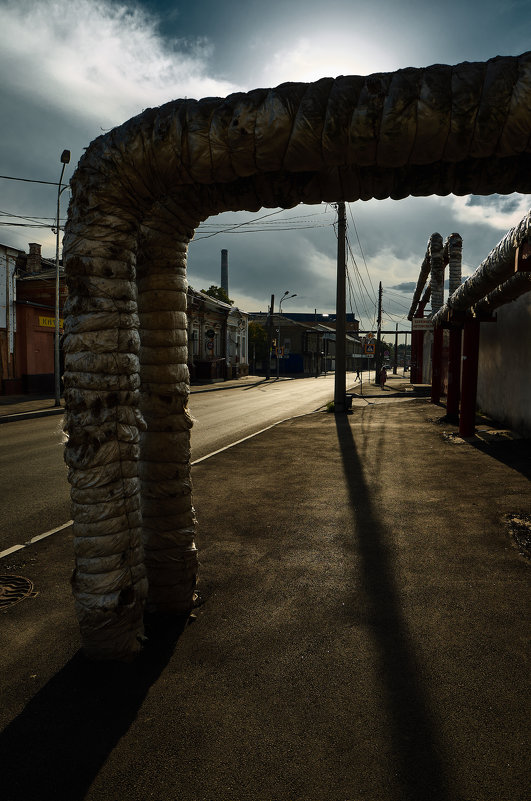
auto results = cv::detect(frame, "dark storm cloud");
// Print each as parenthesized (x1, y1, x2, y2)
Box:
(1, 0, 529, 330)
(466, 195, 523, 214)
(390, 282, 417, 292)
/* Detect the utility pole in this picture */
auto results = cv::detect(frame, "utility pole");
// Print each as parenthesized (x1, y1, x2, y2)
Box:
(393, 322, 398, 375)
(375, 281, 383, 382)
(54, 149, 70, 407)
(314, 308, 319, 377)
(334, 201, 346, 412)
(266, 293, 274, 380)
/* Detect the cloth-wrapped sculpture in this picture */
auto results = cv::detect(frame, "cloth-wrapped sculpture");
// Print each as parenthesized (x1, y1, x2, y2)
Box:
(63, 52, 531, 660)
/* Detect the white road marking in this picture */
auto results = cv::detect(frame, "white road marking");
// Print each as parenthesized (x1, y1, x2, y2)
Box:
(191, 414, 308, 465)
(0, 402, 332, 560)
(0, 520, 73, 561)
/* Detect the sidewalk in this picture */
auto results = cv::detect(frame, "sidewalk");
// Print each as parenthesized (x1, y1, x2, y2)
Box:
(1, 393, 529, 800)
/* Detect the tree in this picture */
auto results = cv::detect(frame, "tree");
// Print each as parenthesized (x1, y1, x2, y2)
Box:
(248, 321, 269, 361)
(201, 284, 233, 305)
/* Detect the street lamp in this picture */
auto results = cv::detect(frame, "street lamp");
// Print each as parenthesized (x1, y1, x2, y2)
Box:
(277, 291, 297, 379)
(54, 149, 70, 407)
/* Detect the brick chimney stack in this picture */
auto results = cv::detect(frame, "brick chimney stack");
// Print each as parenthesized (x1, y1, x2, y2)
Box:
(221, 249, 229, 296)
(26, 242, 42, 273)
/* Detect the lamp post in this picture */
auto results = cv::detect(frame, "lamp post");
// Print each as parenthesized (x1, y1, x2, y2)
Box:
(277, 291, 296, 379)
(54, 149, 70, 406)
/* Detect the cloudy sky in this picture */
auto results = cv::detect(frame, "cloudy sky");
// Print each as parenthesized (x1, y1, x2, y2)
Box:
(1, 0, 529, 331)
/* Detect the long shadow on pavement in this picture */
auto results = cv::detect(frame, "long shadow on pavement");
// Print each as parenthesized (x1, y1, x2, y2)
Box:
(2, 616, 187, 801)
(335, 412, 452, 801)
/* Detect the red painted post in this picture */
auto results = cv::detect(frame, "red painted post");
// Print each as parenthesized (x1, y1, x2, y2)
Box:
(430, 325, 443, 403)
(446, 325, 462, 421)
(459, 318, 480, 437)
(410, 330, 417, 382)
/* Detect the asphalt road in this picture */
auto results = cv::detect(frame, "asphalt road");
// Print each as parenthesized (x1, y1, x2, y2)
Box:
(188, 374, 338, 460)
(0, 415, 69, 554)
(0, 374, 344, 553)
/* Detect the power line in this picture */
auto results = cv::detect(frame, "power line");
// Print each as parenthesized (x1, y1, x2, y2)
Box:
(194, 222, 334, 239)
(193, 207, 302, 240)
(193, 205, 336, 240)
(0, 209, 65, 222)
(0, 222, 64, 229)
(347, 203, 376, 302)
(198, 208, 332, 227)
(345, 233, 376, 328)
(0, 173, 68, 188)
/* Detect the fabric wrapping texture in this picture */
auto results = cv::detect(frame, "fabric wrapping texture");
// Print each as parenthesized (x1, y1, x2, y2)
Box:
(473, 271, 531, 315)
(408, 247, 431, 320)
(63, 52, 531, 660)
(63, 234, 147, 661)
(136, 229, 197, 615)
(433, 211, 531, 324)
(429, 234, 445, 313)
(446, 233, 463, 296)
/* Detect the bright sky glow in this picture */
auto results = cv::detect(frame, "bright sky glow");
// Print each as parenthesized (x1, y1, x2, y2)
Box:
(0, 0, 529, 329)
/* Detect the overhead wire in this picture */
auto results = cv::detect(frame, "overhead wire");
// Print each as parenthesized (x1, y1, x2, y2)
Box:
(347, 202, 376, 301)
(334, 214, 367, 329)
(345, 232, 376, 328)
(192, 205, 336, 241)
(0, 173, 67, 187)
(194, 222, 334, 238)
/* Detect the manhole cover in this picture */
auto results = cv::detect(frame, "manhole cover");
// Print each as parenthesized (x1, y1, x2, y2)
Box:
(0, 575, 35, 609)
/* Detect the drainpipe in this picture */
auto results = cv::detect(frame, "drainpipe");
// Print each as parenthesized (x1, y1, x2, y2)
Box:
(429, 233, 444, 403)
(445, 233, 463, 421)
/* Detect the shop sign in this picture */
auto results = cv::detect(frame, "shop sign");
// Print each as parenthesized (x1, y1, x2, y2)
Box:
(39, 315, 64, 330)
(411, 318, 433, 331)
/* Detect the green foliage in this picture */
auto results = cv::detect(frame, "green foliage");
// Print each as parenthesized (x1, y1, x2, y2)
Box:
(248, 321, 269, 360)
(201, 284, 233, 305)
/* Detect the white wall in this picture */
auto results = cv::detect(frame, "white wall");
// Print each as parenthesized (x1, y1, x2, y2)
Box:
(477, 292, 531, 437)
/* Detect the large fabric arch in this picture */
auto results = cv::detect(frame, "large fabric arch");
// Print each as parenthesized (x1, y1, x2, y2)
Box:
(63, 52, 531, 660)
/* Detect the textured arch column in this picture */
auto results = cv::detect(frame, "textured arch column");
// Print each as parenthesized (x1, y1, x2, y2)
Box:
(62, 52, 531, 659)
(136, 219, 198, 615)
(429, 233, 444, 404)
(446, 234, 463, 420)
(62, 228, 148, 660)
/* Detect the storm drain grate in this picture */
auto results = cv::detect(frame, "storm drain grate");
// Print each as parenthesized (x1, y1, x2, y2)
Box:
(0, 575, 35, 609)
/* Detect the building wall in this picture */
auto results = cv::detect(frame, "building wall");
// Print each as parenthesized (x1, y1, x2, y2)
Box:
(0, 244, 20, 384)
(14, 270, 66, 393)
(16, 304, 61, 391)
(187, 288, 249, 381)
(477, 292, 531, 436)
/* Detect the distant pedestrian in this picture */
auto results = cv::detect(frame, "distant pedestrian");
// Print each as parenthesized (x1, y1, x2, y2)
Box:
(355, 368, 361, 380)
(379, 366, 387, 389)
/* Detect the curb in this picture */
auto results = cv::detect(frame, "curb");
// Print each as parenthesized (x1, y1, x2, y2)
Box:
(0, 407, 65, 424)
